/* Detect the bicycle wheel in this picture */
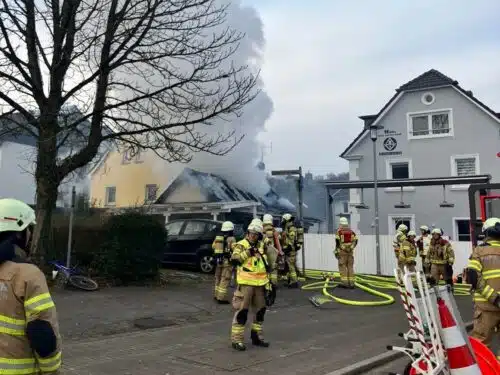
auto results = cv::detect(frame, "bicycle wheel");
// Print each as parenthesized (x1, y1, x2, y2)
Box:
(68, 275, 99, 291)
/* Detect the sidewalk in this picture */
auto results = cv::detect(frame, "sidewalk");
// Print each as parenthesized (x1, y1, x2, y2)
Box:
(56, 282, 474, 375)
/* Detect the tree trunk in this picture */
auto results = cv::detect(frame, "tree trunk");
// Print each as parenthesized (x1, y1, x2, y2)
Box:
(30, 178, 59, 266)
(30, 117, 60, 267)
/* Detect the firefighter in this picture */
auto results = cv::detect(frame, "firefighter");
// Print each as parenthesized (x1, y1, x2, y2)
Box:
(0, 198, 62, 374)
(230, 221, 270, 351)
(392, 224, 408, 270)
(280, 213, 299, 288)
(295, 219, 305, 278)
(212, 221, 236, 304)
(425, 228, 455, 287)
(334, 217, 358, 288)
(416, 225, 431, 276)
(399, 230, 418, 272)
(468, 217, 500, 360)
(262, 214, 283, 285)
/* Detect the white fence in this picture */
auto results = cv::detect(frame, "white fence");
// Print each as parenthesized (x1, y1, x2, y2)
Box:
(298, 234, 472, 277)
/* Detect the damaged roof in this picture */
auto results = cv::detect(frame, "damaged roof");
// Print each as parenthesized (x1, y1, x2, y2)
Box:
(156, 167, 296, 214)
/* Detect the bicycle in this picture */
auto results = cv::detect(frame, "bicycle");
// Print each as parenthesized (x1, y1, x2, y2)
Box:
(49, 261, 99, 291)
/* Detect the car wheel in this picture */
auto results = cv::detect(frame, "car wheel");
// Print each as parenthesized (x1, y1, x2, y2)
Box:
(199, 254, 215, 273)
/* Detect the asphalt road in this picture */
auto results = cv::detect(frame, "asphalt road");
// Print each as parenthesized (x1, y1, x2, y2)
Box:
(53, 275, 475, 375)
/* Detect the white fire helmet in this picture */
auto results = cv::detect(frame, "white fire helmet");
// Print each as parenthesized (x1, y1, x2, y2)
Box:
(251, 218, 263, 227)
(482, 218, 500, 235)
(397, 224, 408, 232)
(0, 198, 36, 233)
(339, 217, 349, 226)
(407, 230, 416, 237)
(431, 228, 443, 235)
(263, 214, 273, 225)
(419, 225, 429, 232)
(247, 222, 263, 234)
(282, 213, 292, 222)
(221, 221, 234, 232)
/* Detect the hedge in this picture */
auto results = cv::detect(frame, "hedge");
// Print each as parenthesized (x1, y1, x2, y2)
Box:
(48, 212, 167, 284)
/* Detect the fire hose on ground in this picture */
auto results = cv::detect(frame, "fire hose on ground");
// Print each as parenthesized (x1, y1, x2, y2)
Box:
(300, 270, 473, 307)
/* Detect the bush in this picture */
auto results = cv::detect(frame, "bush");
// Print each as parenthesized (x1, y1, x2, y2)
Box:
(90, 212, 167, 284)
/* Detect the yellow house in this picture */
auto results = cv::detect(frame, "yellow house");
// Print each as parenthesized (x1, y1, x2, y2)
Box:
(89, 148, 182, 208)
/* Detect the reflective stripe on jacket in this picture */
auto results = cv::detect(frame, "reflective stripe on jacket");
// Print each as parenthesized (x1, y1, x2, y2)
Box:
(467, 240, 500, 311)
(399, 239, 417, 263)
(427, 239, 454, 265)
(231, 238, 269, 286)
(0, 259, 62, 374)
(281, 222, 297, 251)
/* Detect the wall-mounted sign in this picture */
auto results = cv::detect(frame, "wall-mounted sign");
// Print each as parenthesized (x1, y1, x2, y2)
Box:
(378, 131, 402, 156)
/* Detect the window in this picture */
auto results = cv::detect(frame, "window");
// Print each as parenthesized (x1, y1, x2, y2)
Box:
(145, 184, 158, 203)
(121, 148, 143, 164)
(105, 186, 116, 205)
(388, 215, 415, 235)
(421, 92, 435, 105)
(183, 221, 207, 235)
(408, 109, 453, 138)
(455, 219, 470, 242)
(166, 221, 184, 236)
(451, 154, 479, 177)
(386, 159, 412, 179)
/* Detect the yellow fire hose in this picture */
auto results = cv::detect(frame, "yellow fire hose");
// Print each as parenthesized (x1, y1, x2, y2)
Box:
(299, 270, 472, 307)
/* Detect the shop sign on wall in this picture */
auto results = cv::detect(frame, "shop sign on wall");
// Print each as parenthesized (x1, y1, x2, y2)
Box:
(378, 129, 402, 156)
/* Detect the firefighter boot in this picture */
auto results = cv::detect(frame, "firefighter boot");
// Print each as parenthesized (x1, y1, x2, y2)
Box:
(251, 328, 270, 347)
(232, 342, 246, 351)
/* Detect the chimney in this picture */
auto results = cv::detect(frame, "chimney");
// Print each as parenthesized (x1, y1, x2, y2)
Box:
(359, 115, 378, 130)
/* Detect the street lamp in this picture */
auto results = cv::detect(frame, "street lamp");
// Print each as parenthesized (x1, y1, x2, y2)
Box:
(271, 167, 305, 277)
(370, 124, 383, 275)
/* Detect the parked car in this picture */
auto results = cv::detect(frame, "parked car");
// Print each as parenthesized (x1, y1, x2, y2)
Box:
(163, 219, 245, 273)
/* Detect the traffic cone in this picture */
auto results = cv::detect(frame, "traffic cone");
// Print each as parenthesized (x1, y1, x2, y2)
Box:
(437, 298, 481, 374)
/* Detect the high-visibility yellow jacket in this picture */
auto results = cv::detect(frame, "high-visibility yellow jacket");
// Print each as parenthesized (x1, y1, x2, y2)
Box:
(399, 239, 417, 263)
(231, 238, 269, 287)
(426, 239, 454, 265)
(467, 240, 500, 312)
(392, 231, 406, 254)
(416, 235, 431, 257)
(0, 248, 62, 374)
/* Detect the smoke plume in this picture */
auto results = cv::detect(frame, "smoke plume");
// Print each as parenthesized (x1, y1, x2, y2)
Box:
(148, 0, 275, 198)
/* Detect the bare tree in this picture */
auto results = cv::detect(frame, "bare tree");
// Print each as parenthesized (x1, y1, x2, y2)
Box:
(0, 0, 259, 262)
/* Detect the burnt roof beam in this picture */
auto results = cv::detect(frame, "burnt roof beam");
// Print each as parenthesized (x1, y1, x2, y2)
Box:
(322, 175, 491, 189)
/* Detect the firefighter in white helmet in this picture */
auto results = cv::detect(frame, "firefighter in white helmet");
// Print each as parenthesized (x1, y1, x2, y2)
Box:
(230, 221, 271, 351)
(416, 225, 431, 276)
(280, 213, 299, 288)
(212, 221, 236, 304)
(0, 198, 62, 373)
(262, 214, 283, 286)
(468, 217, 500, 359)
(425, 228, 454, 287)
(399, 230, 418, 272)
(334, 217, 358, 288)
(392, 223, 408, 270)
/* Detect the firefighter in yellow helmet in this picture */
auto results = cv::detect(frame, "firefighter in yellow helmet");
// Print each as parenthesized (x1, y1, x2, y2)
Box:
(262, 214, 283, 285)
(468, 217, 500, 360)
(399, 230, 418, 272)
(425, 228, 454, 287)
(212, 221, 236, 304)
(334, 217, 358, 288)
(416, 225, 431, 276)
(230, 221, 270, 351)
(392, 223, 408, 270)
(0, 198, 62, 374)
(280, 213, 299, 288)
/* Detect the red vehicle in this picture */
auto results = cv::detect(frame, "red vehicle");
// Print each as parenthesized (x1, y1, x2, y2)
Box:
(468, 183, 500, 246)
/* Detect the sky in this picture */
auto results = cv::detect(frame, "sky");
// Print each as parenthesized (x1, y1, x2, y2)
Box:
(241, 0, 500, 176)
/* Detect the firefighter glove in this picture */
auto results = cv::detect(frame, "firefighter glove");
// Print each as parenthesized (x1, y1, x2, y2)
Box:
(467, 268, 479, 289)
(334, 250, 339, 259)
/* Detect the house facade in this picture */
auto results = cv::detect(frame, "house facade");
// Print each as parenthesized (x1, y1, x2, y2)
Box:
(340, 69, 500, 241)
(89, 148, 321, 228)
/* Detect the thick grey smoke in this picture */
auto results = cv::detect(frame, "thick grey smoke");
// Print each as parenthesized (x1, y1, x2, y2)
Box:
(184, 0, 274, 197)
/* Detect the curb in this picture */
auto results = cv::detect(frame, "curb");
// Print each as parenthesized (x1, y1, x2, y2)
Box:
(324, 321, 474, 375)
